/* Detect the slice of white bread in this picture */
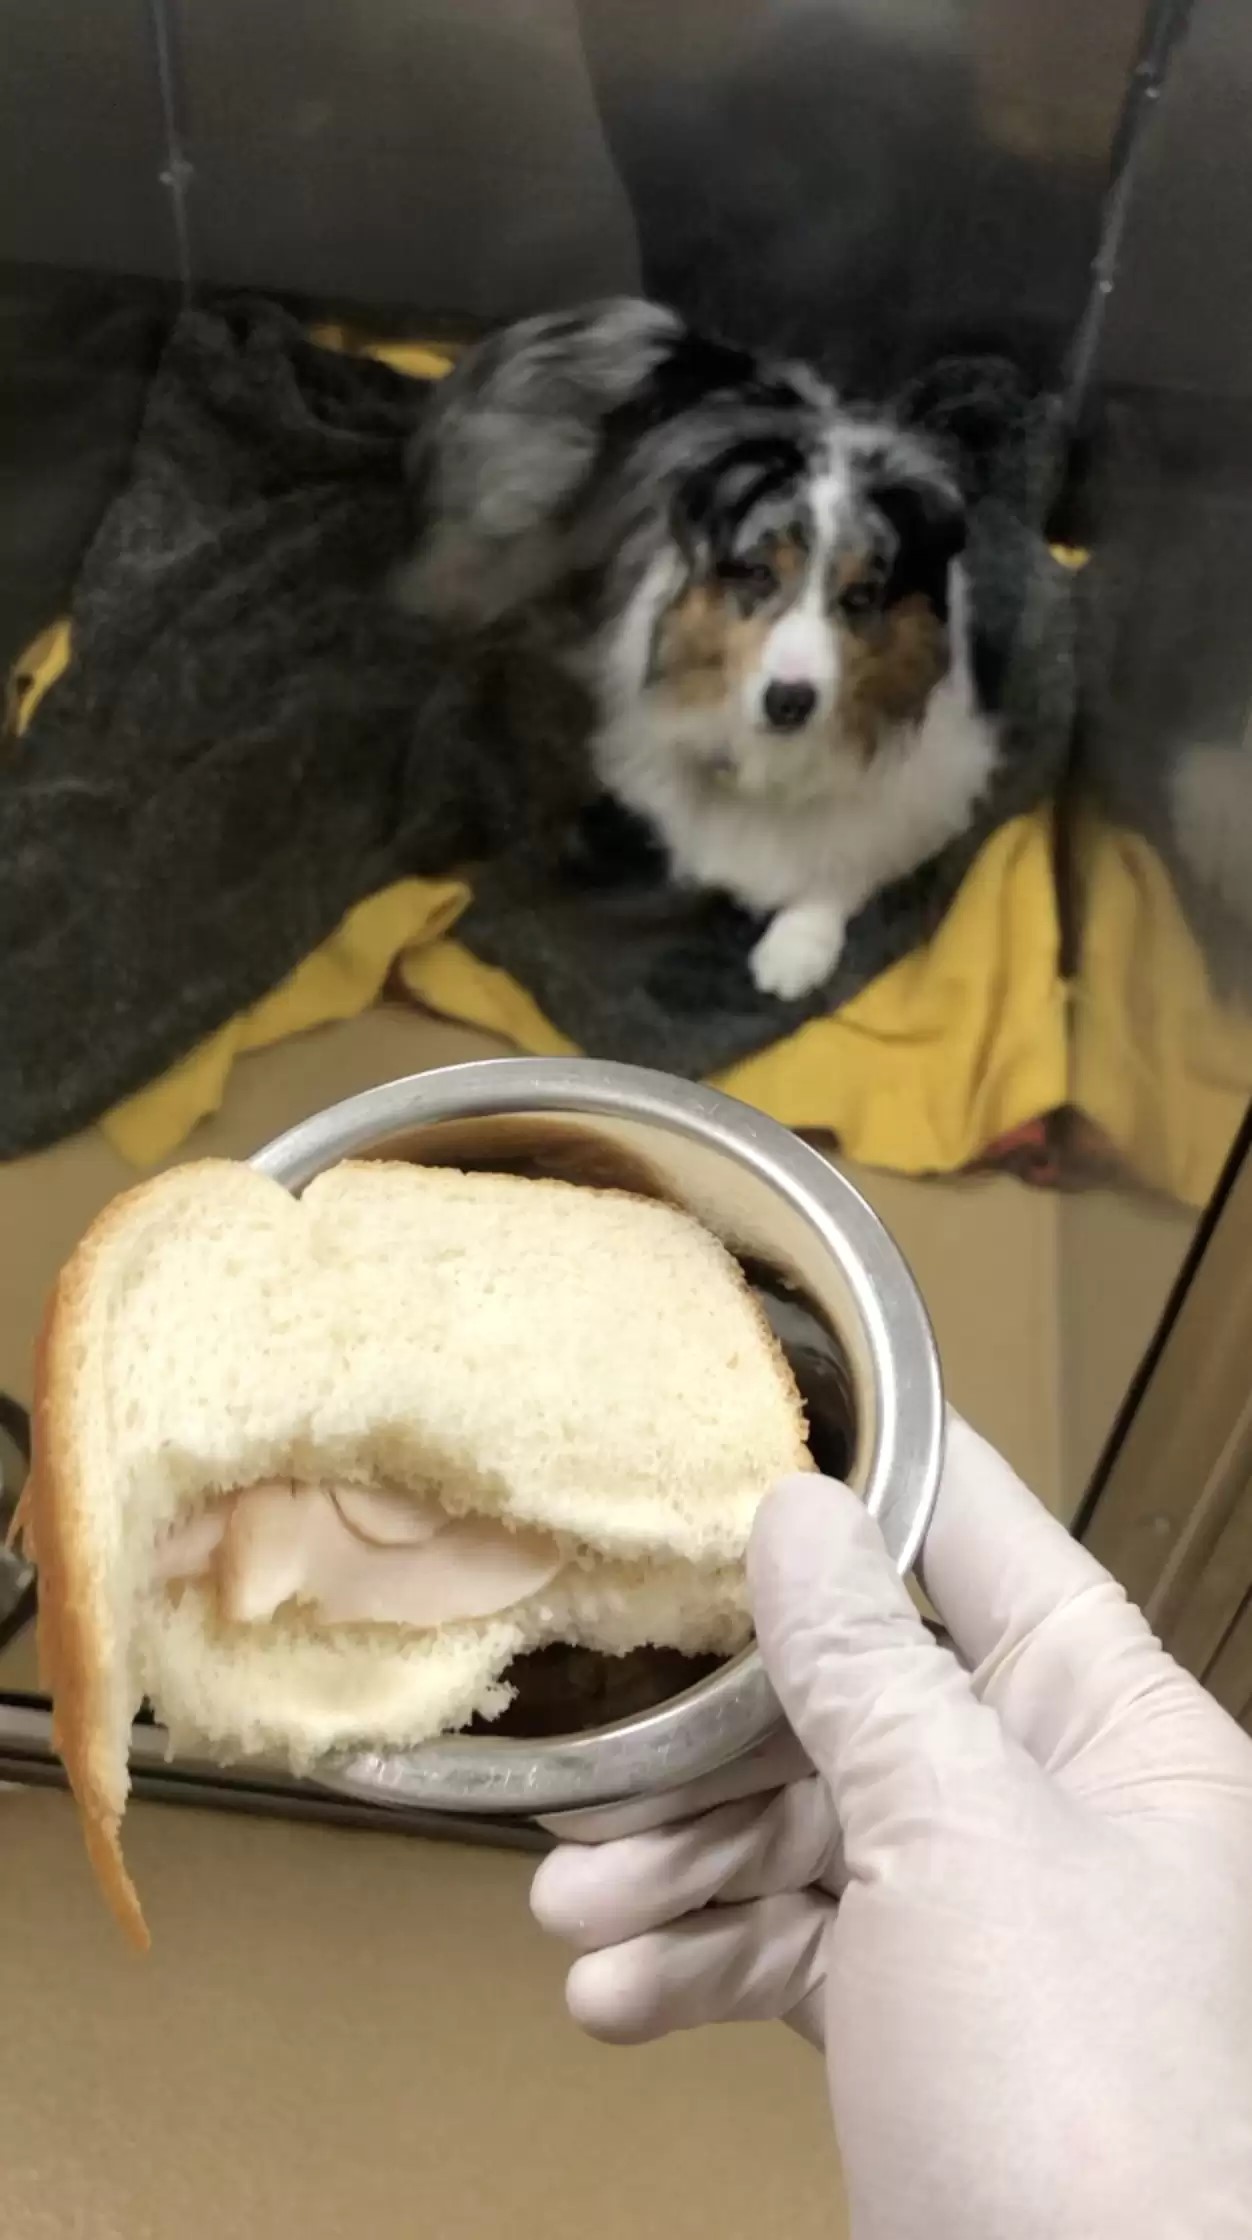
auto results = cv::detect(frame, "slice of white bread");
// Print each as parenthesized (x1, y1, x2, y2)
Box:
(22, 1157, 811, 1946)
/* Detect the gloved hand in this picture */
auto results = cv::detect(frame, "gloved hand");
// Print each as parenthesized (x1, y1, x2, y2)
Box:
(532, 1416, 1252, 2239)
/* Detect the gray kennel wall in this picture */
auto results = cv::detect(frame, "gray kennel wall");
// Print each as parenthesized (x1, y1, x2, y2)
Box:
(2, 0, 1160, 375)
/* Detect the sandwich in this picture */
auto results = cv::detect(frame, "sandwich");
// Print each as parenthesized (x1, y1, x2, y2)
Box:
(19, 1157, 812, 1946)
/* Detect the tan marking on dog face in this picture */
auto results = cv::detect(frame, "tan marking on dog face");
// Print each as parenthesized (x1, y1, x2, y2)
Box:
(651, 583, 735, 708)
(837, 594, 949, 754)
(768, 532, 808, 587)
(830, 547, 878, 598)
(652, 587, 772, 709)
(651, 531, 812, 712)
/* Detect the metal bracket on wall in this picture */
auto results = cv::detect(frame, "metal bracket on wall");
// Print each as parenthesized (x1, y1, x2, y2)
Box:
(1063, 0, 1200, 426)
(147, 0, 195, 297)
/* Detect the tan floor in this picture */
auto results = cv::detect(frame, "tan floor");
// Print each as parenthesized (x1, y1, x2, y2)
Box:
(0, 1007, 1195, 2238)
(2, 1790, 839, 2240)
(1056, 1182, 1195, 1497)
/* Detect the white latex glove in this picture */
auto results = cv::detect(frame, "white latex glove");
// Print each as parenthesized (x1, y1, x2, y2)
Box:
(532, 1417, 1252, 2239)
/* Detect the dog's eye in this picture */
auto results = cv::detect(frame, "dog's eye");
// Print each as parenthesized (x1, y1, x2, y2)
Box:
(719, 558, 777, 600)
(839, 579, 882, 620)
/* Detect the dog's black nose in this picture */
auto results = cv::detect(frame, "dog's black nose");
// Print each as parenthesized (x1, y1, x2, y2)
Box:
(763, 680, 817, 732)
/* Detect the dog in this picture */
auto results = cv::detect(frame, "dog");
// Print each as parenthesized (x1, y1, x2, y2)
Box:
(399, 299, 1000, 1000)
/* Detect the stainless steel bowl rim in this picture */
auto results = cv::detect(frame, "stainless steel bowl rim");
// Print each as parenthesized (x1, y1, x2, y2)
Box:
(249, 1058, 943, 1817)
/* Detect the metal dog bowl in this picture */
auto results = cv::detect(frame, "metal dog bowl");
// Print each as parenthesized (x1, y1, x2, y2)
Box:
(250, 1058, 943, 1818)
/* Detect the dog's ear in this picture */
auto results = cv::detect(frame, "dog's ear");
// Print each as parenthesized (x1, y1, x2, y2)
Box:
(864, 439, 966, 606)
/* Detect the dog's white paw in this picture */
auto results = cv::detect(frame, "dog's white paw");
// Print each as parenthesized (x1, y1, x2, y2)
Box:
(750, 906, 846, 1001)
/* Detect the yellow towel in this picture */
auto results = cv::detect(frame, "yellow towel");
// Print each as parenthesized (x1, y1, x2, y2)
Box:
(1072, 817, 1252, 1209)
(89, 804, 1063, 1170)
(7, 618, 72, 730)
(103, 876, 471, 1164)
(305, 328, 460, 383)
(91, 807, 1243, 1206)
(397, 809, 1066, 1169)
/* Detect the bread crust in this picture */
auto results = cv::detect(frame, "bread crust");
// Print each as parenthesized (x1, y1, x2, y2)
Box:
(31, 1248, 144, 1948)
(27, 1164, 233, 1949)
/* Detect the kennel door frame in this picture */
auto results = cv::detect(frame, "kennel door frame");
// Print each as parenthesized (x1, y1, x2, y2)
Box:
(1078, 1107, 1252, 1735)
